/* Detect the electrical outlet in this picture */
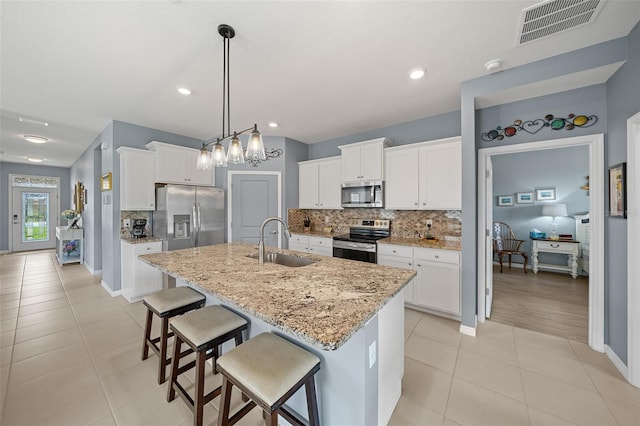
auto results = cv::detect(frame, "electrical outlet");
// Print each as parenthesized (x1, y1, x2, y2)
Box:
(426, 219, 432, 228)
(368, 341, 376, 368)
(325, 216, 329, 224)
(123, 218, 131, 228)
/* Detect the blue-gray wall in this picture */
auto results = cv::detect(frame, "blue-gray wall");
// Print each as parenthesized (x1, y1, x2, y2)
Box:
(0, 162, 71, 251)
(492, 146, 590, 266)
(309, 111, 461, 160)
(605, 21, 640, 365)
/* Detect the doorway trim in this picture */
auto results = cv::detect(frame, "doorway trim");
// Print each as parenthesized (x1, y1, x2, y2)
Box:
(477, 134, 605, 352)
(8, 174, 61, 253)
(226, 171, 283, 247)
(627, 111, 640, 387)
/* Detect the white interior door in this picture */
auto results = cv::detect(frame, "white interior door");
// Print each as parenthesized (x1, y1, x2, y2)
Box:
(229, 173, 280, 247)
(11, 187, 58, 251)
(485, 156, 494, 317)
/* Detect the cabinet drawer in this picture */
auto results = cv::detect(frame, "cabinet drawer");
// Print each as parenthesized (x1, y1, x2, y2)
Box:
(414, 248, 459, 264)
(290, 234, 309, 245)
(134, 242, 162, 255)
(535, 241, 579, 253)
(377, 244, 413, 258)
(308, 236, 331, 247)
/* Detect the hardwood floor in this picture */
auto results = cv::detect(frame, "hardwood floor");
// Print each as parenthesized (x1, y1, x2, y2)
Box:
(489, 264, 589, 343)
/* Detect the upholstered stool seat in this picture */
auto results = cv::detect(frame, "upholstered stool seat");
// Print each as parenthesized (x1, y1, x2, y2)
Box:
(167, 305, 248, 426)
(142, 287, 206, 384)
(216, 332, 321, 426)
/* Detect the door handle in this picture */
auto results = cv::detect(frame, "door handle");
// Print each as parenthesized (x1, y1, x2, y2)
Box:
(269, 230, 277, 235)
(192, 204, 198, 246)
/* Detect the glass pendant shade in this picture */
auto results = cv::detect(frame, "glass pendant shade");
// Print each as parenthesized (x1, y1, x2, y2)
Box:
(196, 146, 212, 170)
(226, 134, 245, 164)
(212, 141, 228, 167)
(245, 127, 266, 161)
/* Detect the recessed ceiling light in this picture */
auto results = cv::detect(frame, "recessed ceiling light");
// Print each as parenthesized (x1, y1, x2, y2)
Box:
(484, 59, 503, 73)
(27, 156, 44, 163)
(24, 135, 48, 144)
(177, 87, 192, 95)
(409, 68, 425, 80)
(268, 122, 278, 128)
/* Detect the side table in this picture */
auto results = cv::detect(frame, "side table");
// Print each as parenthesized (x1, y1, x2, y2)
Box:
(531, 238, 580, 279)
(56, 227, 84, 266)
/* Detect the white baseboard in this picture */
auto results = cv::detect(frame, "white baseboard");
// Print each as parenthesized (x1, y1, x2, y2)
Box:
(605, 344, 629, 380)
(101, 280, 122, 297)
(0, 250, 9, 255)
(84, 263, 102, 276)
(460, 324, 477, 337)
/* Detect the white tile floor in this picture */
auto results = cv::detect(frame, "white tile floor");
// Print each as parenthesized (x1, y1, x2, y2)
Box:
(1, 251, 639, 425)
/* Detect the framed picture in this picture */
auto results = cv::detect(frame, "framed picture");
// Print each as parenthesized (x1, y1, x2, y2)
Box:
(497, 195, 514, 206)
(101, 172, 112, 191)
(516, 192, 534, 204)
(536, 188, 556, 201)
(609, 162, 626, 218)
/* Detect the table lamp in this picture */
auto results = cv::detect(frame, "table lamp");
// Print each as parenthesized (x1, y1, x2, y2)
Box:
(541, 204, 568, 240)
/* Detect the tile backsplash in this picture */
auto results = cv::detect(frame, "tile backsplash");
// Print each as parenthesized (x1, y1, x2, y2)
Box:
(288, 209, 461, 240)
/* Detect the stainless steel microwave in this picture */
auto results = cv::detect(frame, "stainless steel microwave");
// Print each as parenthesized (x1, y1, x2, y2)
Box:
(341, 181, 384, 208)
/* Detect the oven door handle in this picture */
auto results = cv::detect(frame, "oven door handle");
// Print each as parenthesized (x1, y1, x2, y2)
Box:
(332, 240, 377, 252)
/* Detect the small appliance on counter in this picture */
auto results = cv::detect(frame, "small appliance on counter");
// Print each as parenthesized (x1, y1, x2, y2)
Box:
(131, 219, 147, 238)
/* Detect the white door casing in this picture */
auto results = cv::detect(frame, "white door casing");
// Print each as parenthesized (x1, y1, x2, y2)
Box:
(477, 134, 605, 353)
(627, 111, 640, 387)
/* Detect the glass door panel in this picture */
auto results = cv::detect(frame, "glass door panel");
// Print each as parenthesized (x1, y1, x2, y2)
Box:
(22, 192, 50, 243)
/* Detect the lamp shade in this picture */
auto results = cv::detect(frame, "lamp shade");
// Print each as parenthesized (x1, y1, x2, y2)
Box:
(541, 203, 568, 218)
(226, 134, 245, 164)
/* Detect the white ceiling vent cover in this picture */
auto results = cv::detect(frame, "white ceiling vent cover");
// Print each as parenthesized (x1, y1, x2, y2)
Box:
(517, 0, 606, 45)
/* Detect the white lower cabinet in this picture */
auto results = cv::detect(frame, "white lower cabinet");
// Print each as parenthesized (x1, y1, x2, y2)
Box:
(121, 240, 163, 302)
(377, 243, 460, 317)
(288, 234, 333, 256)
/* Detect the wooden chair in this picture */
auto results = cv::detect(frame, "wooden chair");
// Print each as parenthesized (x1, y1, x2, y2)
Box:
(493, 222, 528, 273)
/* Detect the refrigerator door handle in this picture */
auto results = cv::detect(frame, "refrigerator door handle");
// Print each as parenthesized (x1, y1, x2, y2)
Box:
(196, 203, 202, 246)
(192, 203, 198, 247)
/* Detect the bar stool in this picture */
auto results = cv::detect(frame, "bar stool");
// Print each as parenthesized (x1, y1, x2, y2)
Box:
(142, 287, 206, 384)
(167, 305, 248, 426)
(216, 332, 321, 426)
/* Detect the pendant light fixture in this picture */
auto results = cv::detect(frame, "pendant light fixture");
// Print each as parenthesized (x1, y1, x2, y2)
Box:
(196, 24, 267, 170)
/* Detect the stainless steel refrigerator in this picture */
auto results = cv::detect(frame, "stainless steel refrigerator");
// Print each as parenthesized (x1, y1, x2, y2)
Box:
(154, 185, 224, 251)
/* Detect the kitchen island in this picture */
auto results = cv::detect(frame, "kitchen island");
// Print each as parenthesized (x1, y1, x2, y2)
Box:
(139, 242, 415, 425)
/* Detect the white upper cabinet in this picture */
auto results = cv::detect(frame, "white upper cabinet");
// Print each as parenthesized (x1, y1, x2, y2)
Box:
(298, 157, 342, 209)
(117, 147, 156, 211)
(384, 137, 461, 210)
(146, 141, 215, 186)
(339, 138, 390, 182)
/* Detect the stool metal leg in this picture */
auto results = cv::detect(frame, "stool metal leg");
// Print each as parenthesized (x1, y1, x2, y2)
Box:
(141, 308, 153, 360)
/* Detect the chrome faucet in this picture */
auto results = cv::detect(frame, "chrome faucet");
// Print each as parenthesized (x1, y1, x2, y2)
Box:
(258, 216, 291, 264)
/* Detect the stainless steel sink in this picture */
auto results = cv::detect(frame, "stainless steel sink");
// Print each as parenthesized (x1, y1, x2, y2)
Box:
(246, 252, 317, 267)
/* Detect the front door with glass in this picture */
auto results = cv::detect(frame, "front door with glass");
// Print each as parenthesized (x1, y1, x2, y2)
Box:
(11, 187, 58, 251)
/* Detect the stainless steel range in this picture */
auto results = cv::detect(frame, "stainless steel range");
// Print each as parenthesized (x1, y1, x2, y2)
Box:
(332, 219, 390, 263)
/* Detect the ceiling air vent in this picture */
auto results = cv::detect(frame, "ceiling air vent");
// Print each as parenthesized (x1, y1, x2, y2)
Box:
(517, 0, 606, 45)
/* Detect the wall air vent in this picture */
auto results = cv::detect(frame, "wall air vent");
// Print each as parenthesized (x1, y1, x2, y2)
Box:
(517, 0, 606, 45)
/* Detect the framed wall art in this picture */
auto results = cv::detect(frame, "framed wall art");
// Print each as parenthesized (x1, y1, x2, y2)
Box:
(609, 162, 626, 218)
(101, 172, 112, 191)
(535, 188, 556, 201)
(516, 192, 534, 204)
(497, 195, 514, 206)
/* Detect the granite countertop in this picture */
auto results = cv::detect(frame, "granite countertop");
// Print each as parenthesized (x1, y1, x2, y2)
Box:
(378, 237, 462, 251)
(289, 228, 340, 237)
(121, 236, 163, 244)
(139, 243, 415, 351)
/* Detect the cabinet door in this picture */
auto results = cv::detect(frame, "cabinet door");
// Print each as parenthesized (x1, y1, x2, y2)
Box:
(377, 254, 415, 304)
(120, 149, 156, 211)
(298, 162, 319, 208)
(385, 148, 419, 209)
(421, 142, 461, 209)
(413, 261, 460, 315)
(185, 149, 215, 186)
(155, 145, 189, 184)
(360, 143, 383, 181)
(341, 147, 362, 181)
(133, 243, 163, 298)
(317, 159, 342, 209)
(308, 236, 332, 256)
